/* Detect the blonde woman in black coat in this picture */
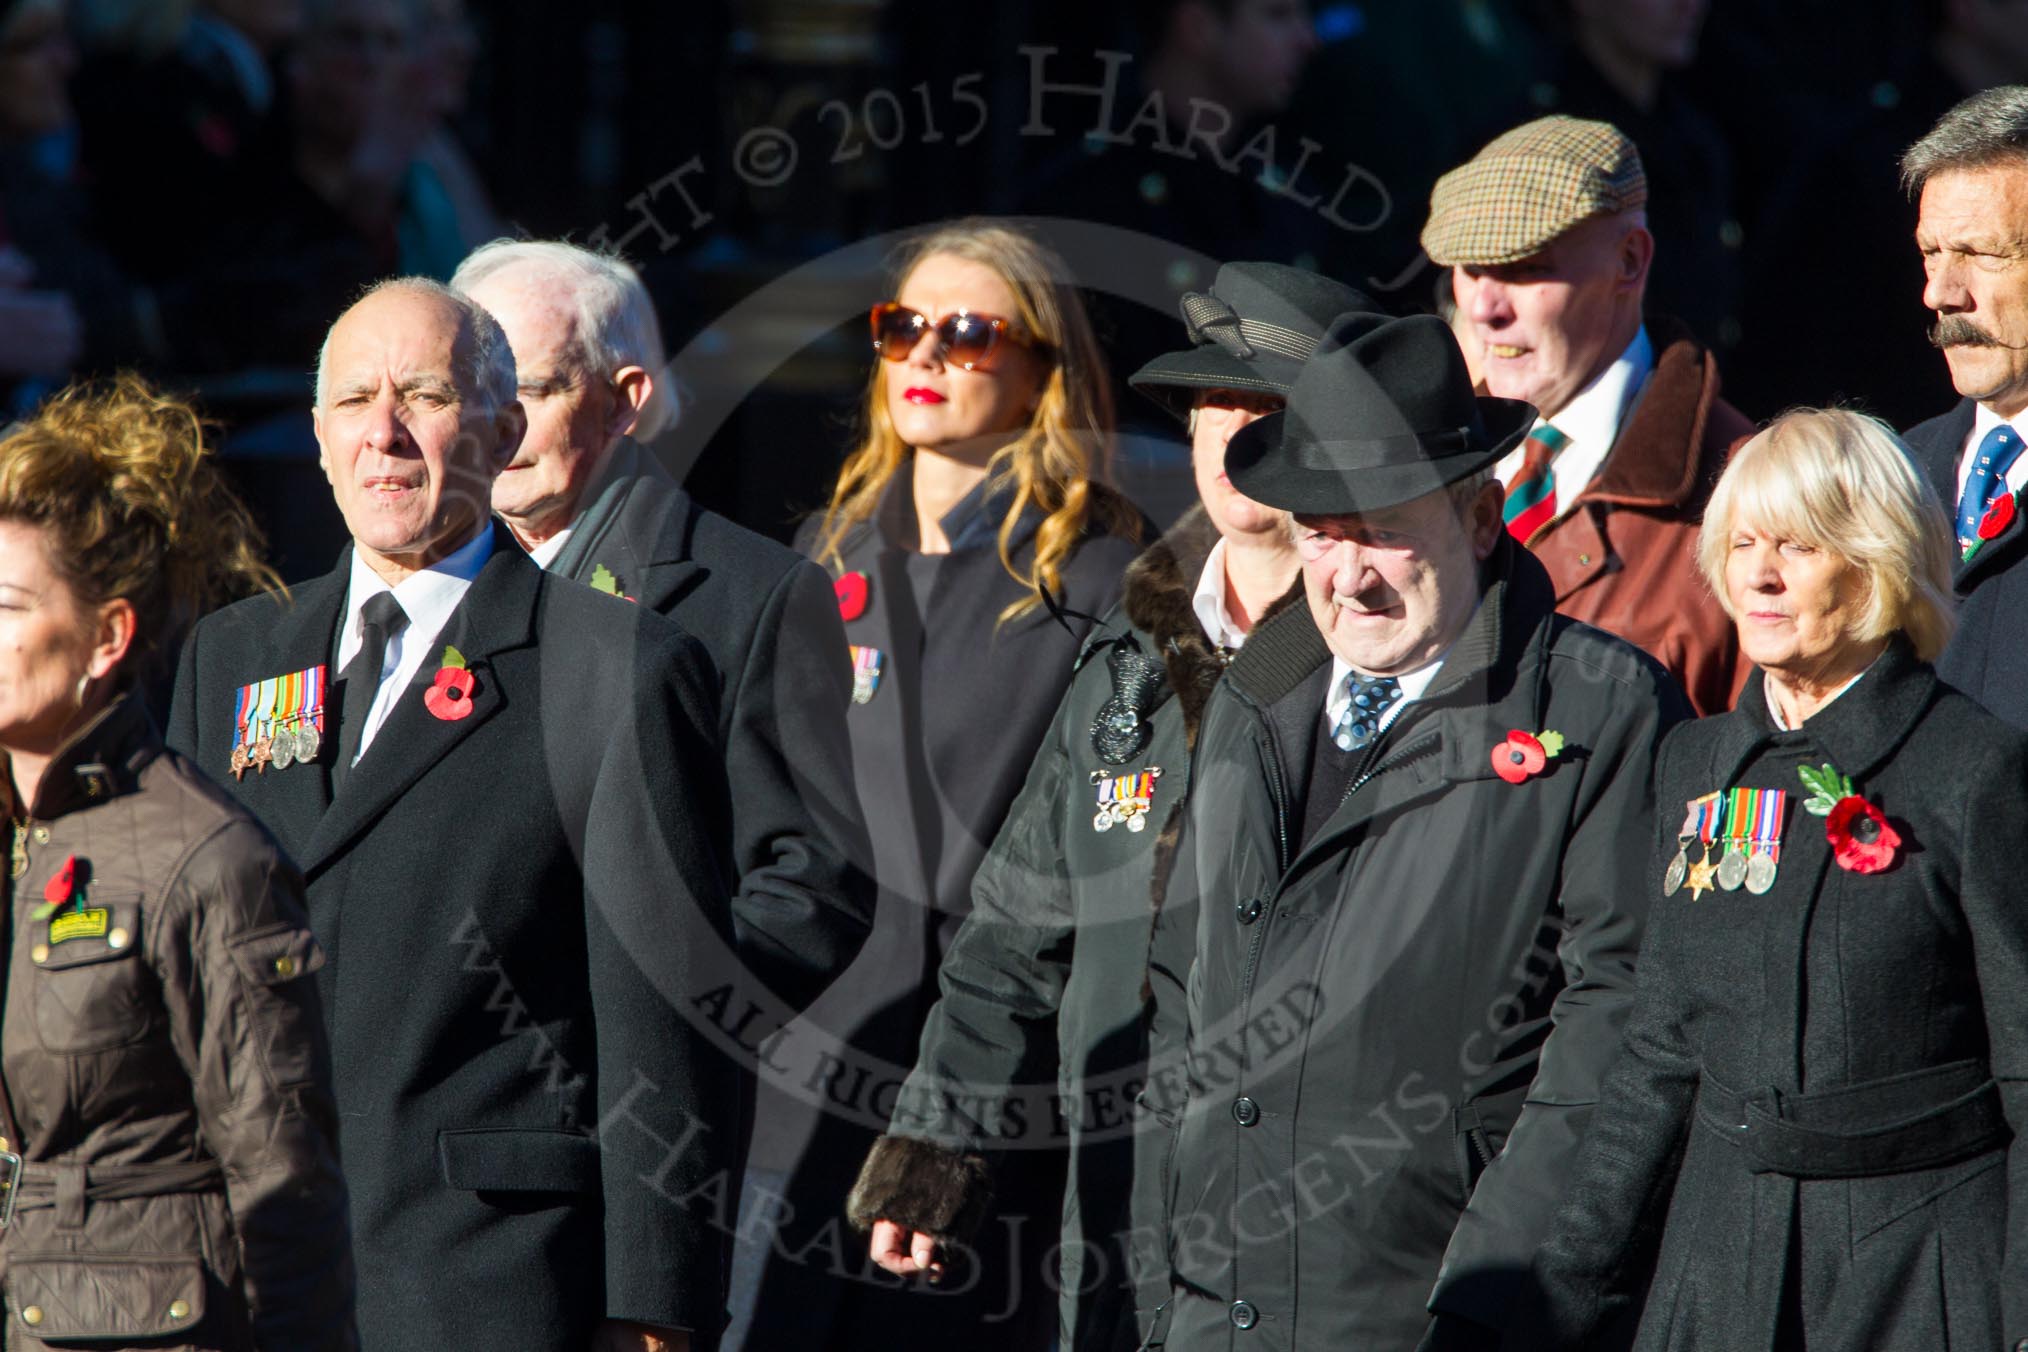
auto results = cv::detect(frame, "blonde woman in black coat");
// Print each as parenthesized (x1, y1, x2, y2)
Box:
(728, 220, 1145, 1352)
(1519, 408, 2028, 1350)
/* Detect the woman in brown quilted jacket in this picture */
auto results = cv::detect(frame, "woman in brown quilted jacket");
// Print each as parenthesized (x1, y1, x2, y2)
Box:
(0, 377, 355, 1349)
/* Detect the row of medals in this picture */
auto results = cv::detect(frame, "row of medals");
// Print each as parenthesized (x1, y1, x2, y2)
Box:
(1664, 838, 1777, 897)
(232, 717, 322, 778)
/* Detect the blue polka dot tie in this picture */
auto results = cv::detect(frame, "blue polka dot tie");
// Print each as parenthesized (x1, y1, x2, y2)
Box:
(1955, 424, 2025, 554)
(1332, 671, 1402, 751)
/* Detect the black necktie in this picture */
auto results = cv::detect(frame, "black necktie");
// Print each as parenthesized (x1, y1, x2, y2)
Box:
(333, 592, 408, 791)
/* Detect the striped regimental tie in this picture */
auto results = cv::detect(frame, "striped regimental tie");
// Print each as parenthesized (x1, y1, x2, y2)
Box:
(1503, 423, 1569, 543)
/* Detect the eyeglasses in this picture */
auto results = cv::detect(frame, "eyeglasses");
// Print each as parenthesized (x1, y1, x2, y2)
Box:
(869, 302, 1038, 371)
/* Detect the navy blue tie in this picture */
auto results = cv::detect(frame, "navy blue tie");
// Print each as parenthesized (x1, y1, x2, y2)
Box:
(1332, 671, 1402, 751)
(1955, 424, 2025, 553)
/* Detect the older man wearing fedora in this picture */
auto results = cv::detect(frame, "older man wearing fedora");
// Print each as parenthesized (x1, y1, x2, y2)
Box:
(846, 263, 1375, 1352)
(1425, 115, 1752, 718)
(1135, 312, 1692, 1350)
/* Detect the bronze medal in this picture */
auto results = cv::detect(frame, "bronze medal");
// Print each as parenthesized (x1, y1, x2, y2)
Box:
(252, 734, 274, 775)
(230, 744, 249, 782)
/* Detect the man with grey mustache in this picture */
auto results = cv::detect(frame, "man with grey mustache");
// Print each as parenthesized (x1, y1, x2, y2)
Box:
(1902, 85, 2028, 728)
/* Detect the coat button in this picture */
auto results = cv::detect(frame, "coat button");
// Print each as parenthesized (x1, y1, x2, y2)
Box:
(274, 955, 297, 978)
(20, 1306, 41, 1326)
(1235, 898, 1263, 925)
(30, 827, 48, 845)
(168, 1299, 190, 1320)
(1230, 1300, 1258, 1330)
(1232, 1097, 1260, 1127)
(107, 928, 129, 950)
(29, 944, 48, 965)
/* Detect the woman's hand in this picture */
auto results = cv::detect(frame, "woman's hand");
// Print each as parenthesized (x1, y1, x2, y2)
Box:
(868, 1218, 945, 1280)
(589, 1320, 688, 1352)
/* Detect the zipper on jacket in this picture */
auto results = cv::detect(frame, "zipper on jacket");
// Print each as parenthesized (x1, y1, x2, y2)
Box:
(1337, 730, 1443, 813)
(1258, 716, 1293, 874)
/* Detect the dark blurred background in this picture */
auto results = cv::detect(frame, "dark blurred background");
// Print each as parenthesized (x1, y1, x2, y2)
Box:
(5, 0, 2018, 578)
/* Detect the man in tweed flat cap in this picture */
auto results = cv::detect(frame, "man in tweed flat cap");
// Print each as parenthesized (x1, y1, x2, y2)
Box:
(1425, 114, 1752, 716)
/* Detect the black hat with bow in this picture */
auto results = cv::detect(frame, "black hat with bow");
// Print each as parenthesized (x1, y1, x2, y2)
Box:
(1128, 262, 1377, 422)
(1223, 312, 1536, 516)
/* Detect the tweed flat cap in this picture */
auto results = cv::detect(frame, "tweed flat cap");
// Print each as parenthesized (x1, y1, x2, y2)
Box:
(1421, 115, 1648, 267)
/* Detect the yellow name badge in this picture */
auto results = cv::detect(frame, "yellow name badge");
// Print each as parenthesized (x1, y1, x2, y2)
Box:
(49, 908, 109, 945)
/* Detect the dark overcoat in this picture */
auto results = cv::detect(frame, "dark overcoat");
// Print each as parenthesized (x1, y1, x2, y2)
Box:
(166, 534, 741, 1349)
(547, 436, 873, 1016)
(1522, 645, 2028, 1351)
(849, 508, 1290, 1351)
(1140, 540, 1690, 1350)
(1904, 399, 2028, 727)
(732, 473, 1143, 1350)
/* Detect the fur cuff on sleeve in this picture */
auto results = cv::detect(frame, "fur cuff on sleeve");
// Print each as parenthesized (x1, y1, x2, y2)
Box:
(845, 1134, 993, 1241)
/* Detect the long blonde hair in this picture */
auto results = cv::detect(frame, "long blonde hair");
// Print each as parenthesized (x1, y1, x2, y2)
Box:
(813, 219, 1137, 620)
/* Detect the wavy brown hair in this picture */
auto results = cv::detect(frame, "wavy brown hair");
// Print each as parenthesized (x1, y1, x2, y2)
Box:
(813, 219, 1137, 620)
(0, 375, 283, 683)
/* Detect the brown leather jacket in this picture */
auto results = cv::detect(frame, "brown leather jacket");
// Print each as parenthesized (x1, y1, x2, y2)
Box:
(1, 697, 354, 1350)
(1517, 320, 1755, 717)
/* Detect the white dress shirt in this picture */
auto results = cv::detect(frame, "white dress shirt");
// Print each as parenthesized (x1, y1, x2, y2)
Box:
(1191, 538, 1255, 652)
(1495, 326, 1655, 520)
(526, 525, 574, 570)
(1954, 404, 2028, 507)
(337, 522, 495, 763)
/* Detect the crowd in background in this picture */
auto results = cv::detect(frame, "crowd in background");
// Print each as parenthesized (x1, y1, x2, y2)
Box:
(5, 0, 2026, 565)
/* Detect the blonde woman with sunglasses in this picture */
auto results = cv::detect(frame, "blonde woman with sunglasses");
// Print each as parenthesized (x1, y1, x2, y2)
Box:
(727, 219, 1145, 1352)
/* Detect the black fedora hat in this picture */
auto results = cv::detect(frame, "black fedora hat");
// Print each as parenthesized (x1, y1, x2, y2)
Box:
(1224, 312, 1536, 516)
(1128, 262, 1377, 423)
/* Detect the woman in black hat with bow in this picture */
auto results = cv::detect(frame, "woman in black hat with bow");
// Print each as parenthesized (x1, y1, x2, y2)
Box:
(846, 262, 1375, 1352)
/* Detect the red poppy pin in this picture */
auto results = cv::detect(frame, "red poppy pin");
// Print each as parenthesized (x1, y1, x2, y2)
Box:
(1800, 763, 1901, 873)
(835, 571, 869, 622)
(1964, 494, 2017, 563)
(30, 854, 80, 920)
(1492, 729, 1564, 784)
(425, 645, 478, 721)
(1982, 493, 2016, 541)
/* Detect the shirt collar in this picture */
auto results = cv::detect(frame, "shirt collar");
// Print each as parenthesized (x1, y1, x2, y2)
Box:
(344, 521, 496, 643)
(1969, 401, 2027, 456)
(526, 525, 573, 570)
(1191, 538, 1250, 651)
(1540, 325, 1653, 453)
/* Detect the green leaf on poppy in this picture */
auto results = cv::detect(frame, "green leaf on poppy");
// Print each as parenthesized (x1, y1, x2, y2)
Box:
(441, 644, 467, 670)
(590, 564, 621, 596)
(1537, 730, 1565, 758)
(28, 901, 56, 921)
(1798, 763, 1853, 815)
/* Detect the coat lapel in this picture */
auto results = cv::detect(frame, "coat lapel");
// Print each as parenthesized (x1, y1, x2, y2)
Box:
(557, 439, 709, 612)
(298, 547, 539, 874)
(224, 568, 349, 862)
